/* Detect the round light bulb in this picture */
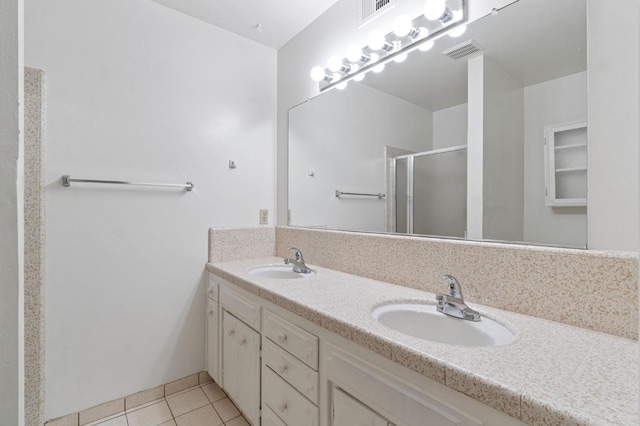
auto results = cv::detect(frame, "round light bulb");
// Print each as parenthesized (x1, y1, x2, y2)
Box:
(369, 52, 380, 62)
(346, 44, 363, 63)
(372, 63, 385, 73)
(393, 53, 408, 63)
(424, 0, 446, 20)
(368, 30, 387, 50)
(393, 15, 413, 37)
(332, 73, 342, 82)
(418, 40, 435, 52)
(350, 64, 360, 74)
(448, 25, 467, 37)
(353, 73, 365, 82)
(336, 81, 348, 90)
(310, 66, 326, 82)
(328, 55, 344, 72)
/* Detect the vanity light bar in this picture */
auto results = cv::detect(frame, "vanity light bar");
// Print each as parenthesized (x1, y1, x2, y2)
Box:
(311, 0, 467, 92)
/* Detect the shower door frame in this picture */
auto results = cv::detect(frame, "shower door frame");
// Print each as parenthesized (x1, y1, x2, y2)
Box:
(393, 145, 467, 235)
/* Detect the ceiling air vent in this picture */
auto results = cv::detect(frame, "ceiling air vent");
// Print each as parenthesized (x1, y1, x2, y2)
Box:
(360, 0, 396, 27)
(442, 39, 485, 61)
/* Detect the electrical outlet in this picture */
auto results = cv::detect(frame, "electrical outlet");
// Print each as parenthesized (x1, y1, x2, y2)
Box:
(259, 209, 268, 225)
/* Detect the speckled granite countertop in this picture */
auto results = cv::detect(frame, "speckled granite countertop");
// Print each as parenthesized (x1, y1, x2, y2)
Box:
(207, 257, 639, 426)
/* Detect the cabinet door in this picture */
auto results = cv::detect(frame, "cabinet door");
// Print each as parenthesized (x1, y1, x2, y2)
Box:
(222, 311, 261, 426)
(332, 387, 388, 426)
(206, 298, 219, 382)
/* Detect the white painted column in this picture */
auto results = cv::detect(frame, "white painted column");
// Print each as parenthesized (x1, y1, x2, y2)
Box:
(587, 0, 639, 251)
(0, 0, 25, 425)
(466, 56, 484, 240)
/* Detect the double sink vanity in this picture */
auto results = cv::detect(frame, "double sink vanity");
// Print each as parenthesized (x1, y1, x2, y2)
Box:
(205, 229, 639, 426)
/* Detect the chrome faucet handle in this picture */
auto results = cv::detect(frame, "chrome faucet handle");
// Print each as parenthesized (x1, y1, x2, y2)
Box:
(287, 246, 304, 262)
(441, 274, 463, 300)
(284, 247, 311, 274)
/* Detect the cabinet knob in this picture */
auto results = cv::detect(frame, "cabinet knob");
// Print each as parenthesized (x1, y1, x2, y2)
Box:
(207, 308, 213, 315)
(278, 402, 288, 413)
(278, 364, 288, 374)
(227, 329, 235, 336)
(240, 338, 247, 346)
(277, 333, 287, 343)
(207, 288, 214, 298)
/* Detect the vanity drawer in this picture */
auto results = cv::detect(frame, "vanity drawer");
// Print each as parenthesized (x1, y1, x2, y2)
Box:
(263, 310, 318, 370)
(263, 367, 319, 426)
(207, 274, 219, 301)
(264, 339, 319, 404)
(220, 286, 261, 331)
(262, 406, 287, 426)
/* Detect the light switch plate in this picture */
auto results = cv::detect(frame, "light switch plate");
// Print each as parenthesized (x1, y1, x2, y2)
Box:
(259, 209, 268, 225)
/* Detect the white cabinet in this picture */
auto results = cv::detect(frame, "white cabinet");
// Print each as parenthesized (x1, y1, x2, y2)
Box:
(206, 298, 219, 382)
(332, 387, 389, 426)
(206, 277, 220, 382)
(262, 309, 320, 426)
(222, 310, 261, 426)
(544, 121, 587, 207)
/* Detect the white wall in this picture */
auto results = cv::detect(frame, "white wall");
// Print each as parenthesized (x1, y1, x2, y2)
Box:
(587, 0, 639, 251)
(524, 72, 587, 247)
(0, 0, 24, 424)
(433, 104, 468, 150)
(26, 0, 276, 419)
(288, 83, 432, 232)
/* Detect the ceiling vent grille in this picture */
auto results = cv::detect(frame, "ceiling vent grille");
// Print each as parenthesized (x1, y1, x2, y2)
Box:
(442, 39, 485, 61)
(360, 0, 396, 26)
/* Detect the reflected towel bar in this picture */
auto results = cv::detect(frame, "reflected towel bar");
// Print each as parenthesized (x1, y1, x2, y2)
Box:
(335, 190, 385, 199)
(62, 175, 194, 191)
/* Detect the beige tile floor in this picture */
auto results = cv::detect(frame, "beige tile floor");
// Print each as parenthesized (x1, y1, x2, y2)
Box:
(87, 382, 250, 426)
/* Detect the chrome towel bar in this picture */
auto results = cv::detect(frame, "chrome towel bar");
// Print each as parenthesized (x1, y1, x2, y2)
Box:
(62, 175, 194, 191)
(335, 190, 385, 199)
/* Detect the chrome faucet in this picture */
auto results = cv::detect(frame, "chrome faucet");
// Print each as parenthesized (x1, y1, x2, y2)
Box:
(436, 274, 481, 321)
(284, 246, 312, 274)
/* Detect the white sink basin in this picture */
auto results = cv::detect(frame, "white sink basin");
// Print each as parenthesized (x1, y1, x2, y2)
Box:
(247, 265, 314, 280)
(372, 303, 516, 347)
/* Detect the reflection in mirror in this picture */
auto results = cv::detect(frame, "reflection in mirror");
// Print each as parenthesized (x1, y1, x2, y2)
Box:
(288, 0, 587, 248)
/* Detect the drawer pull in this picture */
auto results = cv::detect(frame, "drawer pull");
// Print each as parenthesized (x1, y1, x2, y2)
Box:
(240, 338, 247, 346)
(227, 329, 235, 336)
(277, 333, 288, 344)
(278, 402, 288, 413)
(277, 363, 288, 374)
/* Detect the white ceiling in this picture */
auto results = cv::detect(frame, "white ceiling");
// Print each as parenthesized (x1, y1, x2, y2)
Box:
(151, 0, 340, 49)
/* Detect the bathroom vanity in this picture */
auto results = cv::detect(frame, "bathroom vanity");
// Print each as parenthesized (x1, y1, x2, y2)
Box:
(205, 255, 638, 426)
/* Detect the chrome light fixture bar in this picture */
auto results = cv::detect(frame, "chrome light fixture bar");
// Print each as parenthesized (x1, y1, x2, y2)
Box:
(311, 0, 467, 92)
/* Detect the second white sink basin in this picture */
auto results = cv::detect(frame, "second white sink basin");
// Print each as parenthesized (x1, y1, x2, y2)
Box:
(372, 303, 516, 347)
(248, 265, 314, 280)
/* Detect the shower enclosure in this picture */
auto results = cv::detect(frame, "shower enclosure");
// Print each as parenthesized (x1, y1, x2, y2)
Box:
(394, 146, 467, 237)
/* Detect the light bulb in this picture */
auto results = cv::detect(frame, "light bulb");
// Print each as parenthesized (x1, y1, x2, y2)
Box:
(424, 0, 446, 20)
(369, 53, 380, 63)
(346, 44, 363, 63)
(336, 81, 348, 90)
(368, 30, 387, 51)
(350, 64, 360, 74)
(393, 15, 413, 37)
(448, 25, 467, 37)
(372, 63, 385, 73)
(353, 73, 365, 82)
(393, 53, 408, 63)
(332, 73, 341, 82)
(310, 66, 326, 82)
(328, 56, 344, 72)
(418, 40, 435, 52)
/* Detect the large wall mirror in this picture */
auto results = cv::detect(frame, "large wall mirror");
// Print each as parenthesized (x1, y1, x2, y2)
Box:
(288, 0, 588, 248)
